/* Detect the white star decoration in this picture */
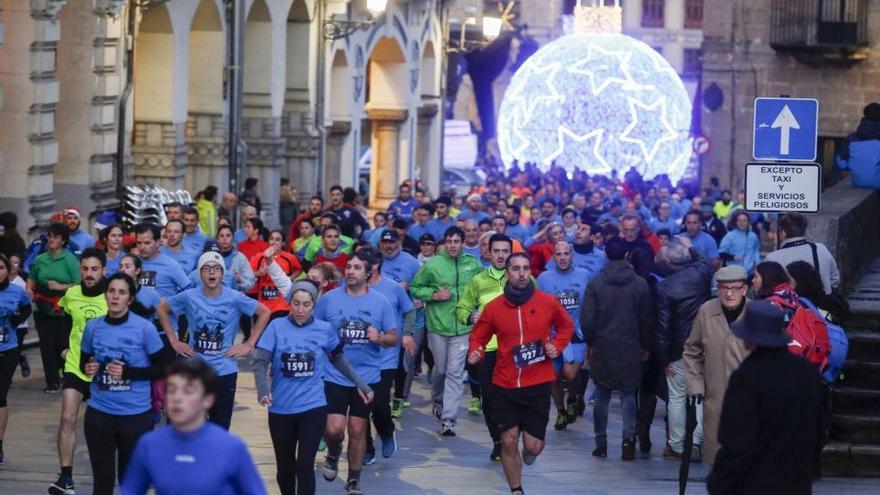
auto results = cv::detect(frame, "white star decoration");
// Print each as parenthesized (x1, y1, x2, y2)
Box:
(619, 95, 678, 163)
(496, 33, 693, 181)
(568, 44, 640, 96)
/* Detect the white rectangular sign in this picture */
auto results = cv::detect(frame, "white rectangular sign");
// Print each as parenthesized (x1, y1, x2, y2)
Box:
(744, 162, 821, 213)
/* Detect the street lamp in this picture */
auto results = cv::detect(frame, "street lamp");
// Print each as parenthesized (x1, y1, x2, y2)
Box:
(324, 0, 387, 40)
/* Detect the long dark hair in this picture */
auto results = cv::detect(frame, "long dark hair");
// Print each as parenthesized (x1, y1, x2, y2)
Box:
(0, 253, 9, 283)
(755, 261, 790, 299)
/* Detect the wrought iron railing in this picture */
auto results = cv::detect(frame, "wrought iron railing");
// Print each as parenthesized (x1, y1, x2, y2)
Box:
(771, 0, 868, 49)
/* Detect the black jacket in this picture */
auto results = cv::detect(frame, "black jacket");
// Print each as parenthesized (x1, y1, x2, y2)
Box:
(708, 348, 824, 495)
(654, 260, 713, 366)
(581, 260, 653, 391)
(705, 217, 727, 245)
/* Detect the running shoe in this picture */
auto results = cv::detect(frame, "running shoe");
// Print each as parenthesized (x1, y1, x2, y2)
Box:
(19, 355, 30, 378)
(522, 447, 537, 466)
(553, 412, 568, 431)
(592, 446, 607, 458)
(490, 442, 502, 462)
(43, 384, 60, 394)
(318, 438, 326, 452)
(432, 401, 443, 421)
(440, 419, 456, 437)
(391, 399, 404, 418)
(344, 479, 364, 495)
(322, 456, 339, 481)
(402, 399, 411, 408)
(381, 432, 397, 458)
(622, 439, 636, 461)
(511, 489, 525, 495)
(566, 400, 578, 423)
(576, 399, 586, 416)
(48, 474, 75, 494)
(364, 450, 376, 465)
(467, 397, 481, 415)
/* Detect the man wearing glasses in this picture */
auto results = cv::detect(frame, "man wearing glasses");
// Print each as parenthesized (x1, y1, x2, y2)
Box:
(682, 265, 751, 467)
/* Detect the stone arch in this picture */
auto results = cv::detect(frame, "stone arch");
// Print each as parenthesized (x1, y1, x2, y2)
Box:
(329, 50, 352, 120)
(365, 36, 410, 210)
(185, 0, 227, 197)
(286, 0, 314, 107)
(420, 40, 439, 98)
(134, 4, 174, 122)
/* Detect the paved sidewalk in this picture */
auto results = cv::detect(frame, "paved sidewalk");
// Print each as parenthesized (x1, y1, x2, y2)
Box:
(1, 347, 878, 494)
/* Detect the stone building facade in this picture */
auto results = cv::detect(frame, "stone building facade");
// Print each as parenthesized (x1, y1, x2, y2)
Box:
(0, 0, 446, 233)
(700, 0, 880, 192)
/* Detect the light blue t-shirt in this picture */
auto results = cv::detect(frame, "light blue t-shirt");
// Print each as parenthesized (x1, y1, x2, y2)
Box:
(167, 287, 259, 376)
(681, 231, 719, 260)
(140, 253, 193, 298)
(381, 251, 421, 284)
(160, 246, 199, 274)
(256, 317, 339, 415)
(536, 267, 591, 342)
(105, 252, 124, 277)
(0, 283, 29, 352)
(370, 277, 413, 370)
(314, 287, 397, 387)
(182, 232, 210, 253)
(425, 218, 455, 241)
(69, 230, 96, 258)
(81, 313, 164, 415)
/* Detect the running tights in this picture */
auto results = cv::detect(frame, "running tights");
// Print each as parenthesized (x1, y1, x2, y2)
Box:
(83, 407, 153, 495)
(268, 407, 327, 495)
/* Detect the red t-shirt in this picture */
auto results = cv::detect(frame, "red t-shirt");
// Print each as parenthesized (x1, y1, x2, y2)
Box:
(250, 251, 302, 314)
(315, 252, 349, 275)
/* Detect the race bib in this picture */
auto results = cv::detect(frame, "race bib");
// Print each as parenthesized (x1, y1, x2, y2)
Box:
(194, 328, 224, 355)
(340, 320, 369, 345)
(557, 290, 580, 312)
(280, 352, 316, 378)
(96, 369, 132, 392)
(261, 285, 280, 301)
(138, 271, 157, 288)
(512, 340, 546, 368)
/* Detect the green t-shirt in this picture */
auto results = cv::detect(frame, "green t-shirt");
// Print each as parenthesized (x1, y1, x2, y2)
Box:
(30, 251, 81, 315)
(59, 286, 107, 381)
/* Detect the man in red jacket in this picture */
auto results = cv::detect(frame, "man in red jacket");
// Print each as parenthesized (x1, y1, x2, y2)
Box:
(468, 252, 574, 495)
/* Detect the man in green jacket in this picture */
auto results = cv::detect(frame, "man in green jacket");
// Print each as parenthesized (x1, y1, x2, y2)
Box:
(456, 232, 513, 460)
(196, 186, 218, 238)
(410, 226, 482, 436)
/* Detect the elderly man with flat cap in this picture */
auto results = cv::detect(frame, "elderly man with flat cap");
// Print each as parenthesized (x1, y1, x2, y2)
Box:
(682, 265, 751, 467)
(708, 300, 824, 495)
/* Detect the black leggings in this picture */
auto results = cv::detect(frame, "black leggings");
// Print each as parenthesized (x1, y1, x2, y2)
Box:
(34, 312, 71, 388)
(269, 407, 327, 495)
(209, 372, 238, 430)
(0, 348, 19, 407)
(366, 369, 396, 454)
(473, 350, 499, 442)
(83, 407, 153, 495)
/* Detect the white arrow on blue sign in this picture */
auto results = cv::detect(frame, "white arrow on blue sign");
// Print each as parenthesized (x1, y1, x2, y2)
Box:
(753, 97, 819, 161)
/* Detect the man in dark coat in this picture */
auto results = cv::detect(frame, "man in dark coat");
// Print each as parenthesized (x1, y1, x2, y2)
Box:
(708, 300, 824, 495)
(655, 242, 714, 459)
(581, 237, 653, 460)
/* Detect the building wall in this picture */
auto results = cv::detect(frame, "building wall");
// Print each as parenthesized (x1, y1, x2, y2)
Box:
(700, 0, 880, 193)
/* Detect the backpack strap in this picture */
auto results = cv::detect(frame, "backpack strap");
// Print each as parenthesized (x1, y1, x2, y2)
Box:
(808, 242, 820, 276)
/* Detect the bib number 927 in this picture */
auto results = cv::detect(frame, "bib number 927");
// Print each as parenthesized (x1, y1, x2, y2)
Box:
(512, 340, 546, 368)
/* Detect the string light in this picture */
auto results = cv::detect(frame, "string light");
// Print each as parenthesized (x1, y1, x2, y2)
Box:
(497, 33, 693, 181)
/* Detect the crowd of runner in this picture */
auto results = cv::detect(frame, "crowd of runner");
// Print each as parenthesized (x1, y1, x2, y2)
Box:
(0, 163, 843, 495)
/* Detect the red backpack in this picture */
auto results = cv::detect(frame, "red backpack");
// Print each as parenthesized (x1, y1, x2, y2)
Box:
(766, 290, 831, 371)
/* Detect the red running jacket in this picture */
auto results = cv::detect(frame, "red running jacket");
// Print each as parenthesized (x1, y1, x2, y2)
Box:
(469, 289, 574, 389)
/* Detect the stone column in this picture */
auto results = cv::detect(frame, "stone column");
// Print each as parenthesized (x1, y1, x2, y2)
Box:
(324, 120, 352, 192)
(29, 0, 66, 230)
(368, 108, 408, 211)
(284, 109, 320, 201)
(185, 113, 228, 194)
(243, 116, 284, 228)
(416, 103, 441, 196)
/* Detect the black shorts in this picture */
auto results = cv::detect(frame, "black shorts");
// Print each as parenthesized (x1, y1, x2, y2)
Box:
(491, 382, 552, 441)
(325, 381, 376, 419)
(62, 372, 91, 401)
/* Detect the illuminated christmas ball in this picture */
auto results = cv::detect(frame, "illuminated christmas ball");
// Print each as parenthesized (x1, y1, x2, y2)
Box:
(497, 33, 693, 181)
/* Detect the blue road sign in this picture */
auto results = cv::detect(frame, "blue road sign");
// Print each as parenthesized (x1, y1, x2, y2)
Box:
(753, 97, 819, 161)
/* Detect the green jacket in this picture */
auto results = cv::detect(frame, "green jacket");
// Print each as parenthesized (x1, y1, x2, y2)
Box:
(410, 251, 483, 336)
(196, 198, 217, 238)
(456, 266, 506, 326)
